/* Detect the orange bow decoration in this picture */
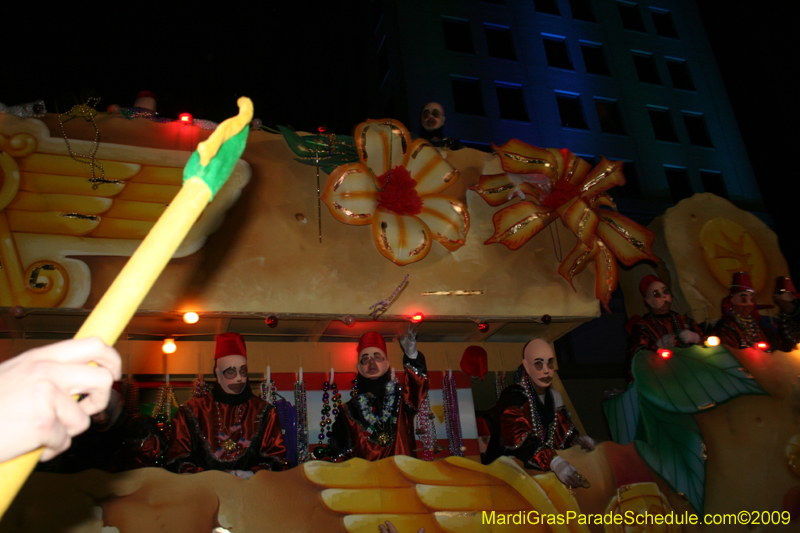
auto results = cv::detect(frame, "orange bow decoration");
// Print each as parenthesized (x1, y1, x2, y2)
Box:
(471, 139, 658, 310)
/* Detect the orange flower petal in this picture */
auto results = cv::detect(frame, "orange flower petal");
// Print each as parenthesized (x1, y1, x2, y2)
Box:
(557, 240, 598, 291)
(560, 197, 599, 244)
(594, 240, 619, 312)
(492, 139, 559, 181)
(416, 195, 470, 251)
(590, 193, 617, 210)
(560, 149, 593, 186)
(372, 207, 432, 265)
(484, 201, 558, 250)
(355, 119, 411, 177)
(470, 174, 540, 207)
(322, 163, 378, 226)
(595, 210, 659, 266)
(579, 158, 626, 201)
(405, 140, 459, 196)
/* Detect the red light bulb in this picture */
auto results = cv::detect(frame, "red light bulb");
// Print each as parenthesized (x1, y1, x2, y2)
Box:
(657, 348, 672, 359)
(179, 113, 193, 124)
(410, 313, 424, 323)
(756, 342, 769, 351)
(265, 315, 278, 328)
(478, 322, 490, 332)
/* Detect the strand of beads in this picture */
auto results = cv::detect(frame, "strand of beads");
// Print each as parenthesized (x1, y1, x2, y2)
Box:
(318, 381, 342, 446)
(442, 372, 464, 457)
(151, 382, 175, 466)
(494, 372, 506, 400)
(193, 375, 210, 399)
(416, 394, 438, 461)
(294, 379, 310, 464)
(122, 376, 140, 415)
(260, 378, 277, 403)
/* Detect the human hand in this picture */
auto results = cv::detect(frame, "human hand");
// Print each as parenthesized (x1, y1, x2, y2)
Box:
(378, 520, 425, 533)
(399, 324, 419, 359)
(0, 337, 121, 462)
(655, 334, 675, 349)
(229, 469, 254, 480)
(574, 435, 596, 451)
(678, 330, 702, 345)
(550, 456, 580, 487)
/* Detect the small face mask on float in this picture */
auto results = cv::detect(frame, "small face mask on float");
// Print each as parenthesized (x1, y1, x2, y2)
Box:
(357, 348, 390, 380)
(644, 281, 672, 314)
(421, 102, 445, 132)
(215, 354, 248, 395)
(730, 290, 756, 316)
(522, 339, 556, 394)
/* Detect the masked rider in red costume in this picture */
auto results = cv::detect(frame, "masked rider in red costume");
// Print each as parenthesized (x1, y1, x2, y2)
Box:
(326, 325, 428, 461)
(165, 333, 286, 477)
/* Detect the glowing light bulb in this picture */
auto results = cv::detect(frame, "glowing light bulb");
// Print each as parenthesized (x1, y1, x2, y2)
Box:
(704, 336, 720, 347)
(162, 338, 177, 354)
(756, 342, 769, 351)
(478, 322, 490, 333)
(179, 113, 193, 124)
(183, 312, 199, 324)
(410, 312, 424, 323)
(657, 348, 672, 359)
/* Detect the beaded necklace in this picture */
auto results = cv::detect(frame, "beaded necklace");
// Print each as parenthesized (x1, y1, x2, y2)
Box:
(520, 374, 558, 448)
(646, 312, 689, 348)
(214, 402, 246, 455)
(294, 380, 310, 464)
(442, 372, 464, 457)
(731, 312, 763, 346)
(356, 381, 398, 445)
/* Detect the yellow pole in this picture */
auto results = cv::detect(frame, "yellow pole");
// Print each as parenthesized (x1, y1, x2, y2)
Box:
(0, 97, 252, 516)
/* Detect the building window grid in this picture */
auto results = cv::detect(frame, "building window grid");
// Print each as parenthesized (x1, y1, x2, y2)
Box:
(451, 76, 486, 116)
(648, 106, 679, 143)
(663, 165, 693, 202)
(650, 8, 679, 39)
(594, 98, 626, 135)
(569, 0, 596, 22)
(666, 58, 695, 91)
(580, 41, 610, 76)
(682, 112, 713, 147)
(618, 1, 646, 32)
(556, 91, 588, 130)
(632, 51, 662, 85)
(485, 24, 517, 60)
(441, 17, 475, 54)
(700, 170, 728, 198)
(543, 35, 574, 70)
(534, 0, 561, 16)
(495, 82, 530, 122)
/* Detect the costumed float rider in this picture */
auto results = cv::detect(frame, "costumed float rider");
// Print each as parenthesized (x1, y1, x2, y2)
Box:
(625, 275, 704, 379)
(419, 102, 462, 150)
(710, 271, 774, 351)
(774, 276, 800, 351)
(486, 339, 595, 488)
(165, 333, 286, 477)
(323, 325, 428, 461)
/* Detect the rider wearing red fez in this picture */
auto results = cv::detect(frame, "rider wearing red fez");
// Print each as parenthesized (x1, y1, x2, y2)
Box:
(625, 275, 704, 377)
(165, 333, 286, 477)
(326, 325, 428, 461)
(711, 272, 774, 351)
(774, 276, 800, 351)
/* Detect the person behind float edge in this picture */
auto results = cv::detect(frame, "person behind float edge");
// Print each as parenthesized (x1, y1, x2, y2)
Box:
(486, 338, 595, 488)
(710, 271, 774, 351)
(625, 274, 704, 378)
(325, 324, 428, 461)
(165, 332, 285, 477)
(773, 276, 800, 351)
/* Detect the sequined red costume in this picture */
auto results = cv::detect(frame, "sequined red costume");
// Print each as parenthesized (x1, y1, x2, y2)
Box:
(627, 312, 703, 360)
(485, 368, 578, 470)
(327, 353, 428, 461)
(711, 313, 772, 350)
(165, 385, 286, 473)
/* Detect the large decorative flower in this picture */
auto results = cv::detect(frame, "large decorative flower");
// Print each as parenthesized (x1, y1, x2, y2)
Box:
(470, 139, 658, 309)
(322, 119, 469, 266)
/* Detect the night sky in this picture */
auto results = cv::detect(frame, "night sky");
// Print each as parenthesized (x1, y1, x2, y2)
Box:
(2, 3, 797, 275)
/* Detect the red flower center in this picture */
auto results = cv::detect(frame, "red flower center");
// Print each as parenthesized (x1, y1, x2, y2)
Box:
(376, 166, 423, 216)
(541, 179, 581, 210)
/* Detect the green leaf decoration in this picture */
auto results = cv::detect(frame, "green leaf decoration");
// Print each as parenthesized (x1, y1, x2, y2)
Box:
(279, 126, 358, 171)
(632, 344, 767, 414)
(603, 384, 639, 445)
(635, 396, 706, 514)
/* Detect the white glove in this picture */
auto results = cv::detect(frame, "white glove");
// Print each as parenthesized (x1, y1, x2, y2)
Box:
(400, 324, 419, 359)
(678, 330, 702, 345)
(574, 435, 596, 451)
(229, 469, 254, 480)
(655, 334, 675, 349)
(550, 456, 579, 487)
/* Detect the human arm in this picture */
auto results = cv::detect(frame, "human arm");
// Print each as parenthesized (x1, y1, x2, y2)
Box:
(0, 337, 121, 463)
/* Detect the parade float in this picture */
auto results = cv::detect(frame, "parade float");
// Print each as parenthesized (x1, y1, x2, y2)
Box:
(0, 100, 798, 532)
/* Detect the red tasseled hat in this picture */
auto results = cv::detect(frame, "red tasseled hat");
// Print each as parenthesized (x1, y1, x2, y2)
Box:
(357, 331, 386, 355)
(460, 345, 488, 380)
(774, 276, 800, 298)
(639, 275, 662, 297)
(730, 271, 755, 295)
(215, 332, 247, 359)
